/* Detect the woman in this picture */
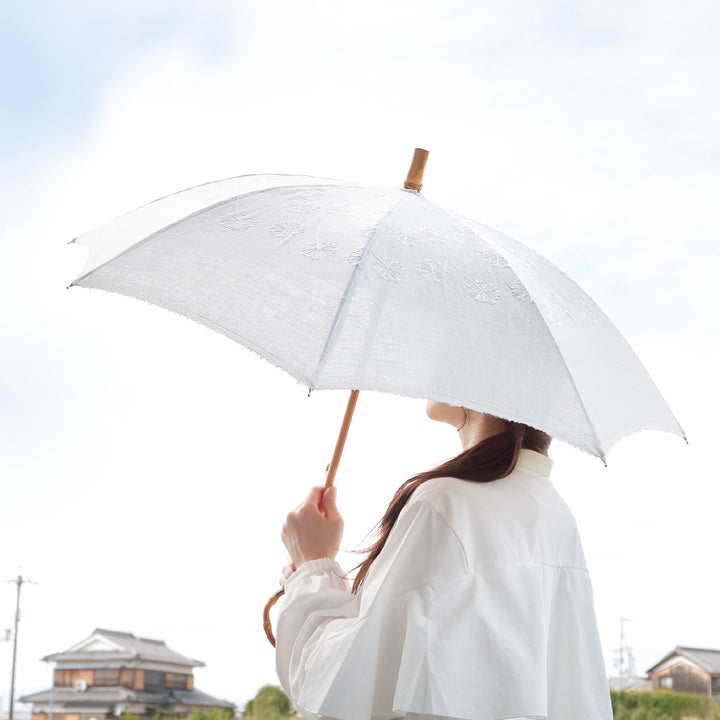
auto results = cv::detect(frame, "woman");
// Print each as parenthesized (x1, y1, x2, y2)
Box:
(275, 402, 613, 720)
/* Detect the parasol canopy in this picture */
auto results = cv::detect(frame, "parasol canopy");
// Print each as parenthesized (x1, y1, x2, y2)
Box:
(71, 154, 685, 462)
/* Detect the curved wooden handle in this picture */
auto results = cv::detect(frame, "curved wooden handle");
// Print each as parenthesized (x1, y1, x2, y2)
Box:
(263, 589, 284, 647)
(404, 148, 429, 192)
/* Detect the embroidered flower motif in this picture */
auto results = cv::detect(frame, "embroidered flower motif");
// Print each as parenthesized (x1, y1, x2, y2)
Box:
(302, 241, 337, 260)
(538, 288, 567, 326)
(362, 224, 380, 241)
(502, 239, 537, 268)
(283, 198, 321, 215)
(373, 257, 404, 282)
(465, 278, 500, 304)
(325, 204, 355, 217)
(268, 221, 305, 240)
(506, 279, 533, 303)
(575, 299, 600, 324)
(478, 248, 510, 269)
(417, 259, 446, 283)
(447, 221, 482, 245)
(346, 248, 365, 265)
(393, 226, 439, 247)
(219, 212, 259, 232)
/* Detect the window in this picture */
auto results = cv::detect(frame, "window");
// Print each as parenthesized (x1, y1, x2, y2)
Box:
(55, 670, 73, 687)
(143, 671, 166, 692)
(660, 677, 673, 689)
(93, 669, 120, 686)
(119, 669, 134, 688)
(165, 674, 189, 690)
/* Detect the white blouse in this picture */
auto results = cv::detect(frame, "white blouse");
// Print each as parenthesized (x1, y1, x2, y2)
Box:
(276, 449, 613, 720)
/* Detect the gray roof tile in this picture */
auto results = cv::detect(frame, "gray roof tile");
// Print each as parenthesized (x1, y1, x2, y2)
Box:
(647, 646, 720, 675)
(677, 647, 720, 674)
(43, 629, 204, 667)
(20, 687, 233, 709)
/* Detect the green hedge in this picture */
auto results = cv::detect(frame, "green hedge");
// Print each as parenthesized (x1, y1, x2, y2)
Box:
(611, 690, 720, 720)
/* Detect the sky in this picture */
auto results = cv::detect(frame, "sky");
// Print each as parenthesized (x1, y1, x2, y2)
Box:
(1, 0, 719, 712)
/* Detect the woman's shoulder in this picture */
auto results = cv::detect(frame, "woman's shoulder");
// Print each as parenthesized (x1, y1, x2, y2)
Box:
(406, 469, 587, 570)
(407, 471, 536, 515)
(406, 474, 455, 505)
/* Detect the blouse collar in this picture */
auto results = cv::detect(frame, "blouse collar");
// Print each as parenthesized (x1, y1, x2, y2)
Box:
(517, 448, 553, 477)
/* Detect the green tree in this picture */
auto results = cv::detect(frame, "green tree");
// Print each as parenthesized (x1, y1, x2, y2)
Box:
(243, 685, 291, 720)
(187, 709, 235, 720)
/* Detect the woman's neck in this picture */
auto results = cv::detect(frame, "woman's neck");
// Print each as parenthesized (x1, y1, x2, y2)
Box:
(458, 413, 509, 451)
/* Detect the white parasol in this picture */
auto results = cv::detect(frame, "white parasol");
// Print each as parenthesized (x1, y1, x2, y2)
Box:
(72, 150, 685, 464)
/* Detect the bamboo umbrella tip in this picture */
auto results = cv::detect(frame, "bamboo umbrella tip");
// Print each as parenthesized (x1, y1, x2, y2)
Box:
(404, 148, 429, 192)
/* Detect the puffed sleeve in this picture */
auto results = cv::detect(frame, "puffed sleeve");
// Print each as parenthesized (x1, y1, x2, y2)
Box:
(275, 498, 469, 720)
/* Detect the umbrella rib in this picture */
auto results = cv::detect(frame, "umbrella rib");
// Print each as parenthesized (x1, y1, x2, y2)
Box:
(451, 218, 607, 458)
(311, 192, 414, 386)
(535, 312, 606, 460)
(492, 269, 606, 458)
(71, 180, 375, 285)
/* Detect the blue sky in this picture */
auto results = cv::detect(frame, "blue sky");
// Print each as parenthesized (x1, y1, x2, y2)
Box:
(0, 1, 240, 218)
(1, 0, 719, 710)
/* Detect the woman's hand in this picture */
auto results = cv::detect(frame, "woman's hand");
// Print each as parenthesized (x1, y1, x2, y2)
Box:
(281, 485, 344, 569)
(279, 562, 296, 589)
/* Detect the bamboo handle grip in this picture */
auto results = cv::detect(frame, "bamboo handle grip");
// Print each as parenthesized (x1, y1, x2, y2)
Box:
(404, 148, 429, 191)
(263, 590, 283, 646)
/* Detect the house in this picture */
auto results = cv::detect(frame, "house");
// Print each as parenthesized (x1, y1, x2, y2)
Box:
(646, 646, 720, 696)
(21, 629, 234, 720)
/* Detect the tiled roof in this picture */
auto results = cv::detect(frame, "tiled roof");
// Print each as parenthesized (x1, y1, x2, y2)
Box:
(21, 688, 132, 704)
(647, 646, 720, 675)
(20, 687, 234, 709)
(43, 629, 204, 667)
(677, 647, 720, 674)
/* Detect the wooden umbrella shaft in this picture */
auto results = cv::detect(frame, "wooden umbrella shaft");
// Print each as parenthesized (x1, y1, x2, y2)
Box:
(263, 389, 360, 647)
(325, 389, 360, 488)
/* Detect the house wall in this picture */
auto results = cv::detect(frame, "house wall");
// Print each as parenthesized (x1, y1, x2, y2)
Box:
(652, 662, 710, 695)
(53, 668, 192, 691)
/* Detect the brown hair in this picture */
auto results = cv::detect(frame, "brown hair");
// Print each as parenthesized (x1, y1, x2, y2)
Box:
(351, 419, 552, 594)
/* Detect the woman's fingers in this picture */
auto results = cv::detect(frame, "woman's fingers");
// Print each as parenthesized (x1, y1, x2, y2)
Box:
(281, 485, 344, 567)
(304, 485, 325, 508)
(319, 486, 340, 520)
(279, 563, 296, 588)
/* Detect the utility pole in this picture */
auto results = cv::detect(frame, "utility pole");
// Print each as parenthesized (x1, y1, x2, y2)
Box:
(7, 575, 35, 720)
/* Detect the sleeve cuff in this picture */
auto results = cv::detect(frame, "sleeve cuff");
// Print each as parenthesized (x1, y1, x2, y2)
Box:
(284, 557, 349, 592)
